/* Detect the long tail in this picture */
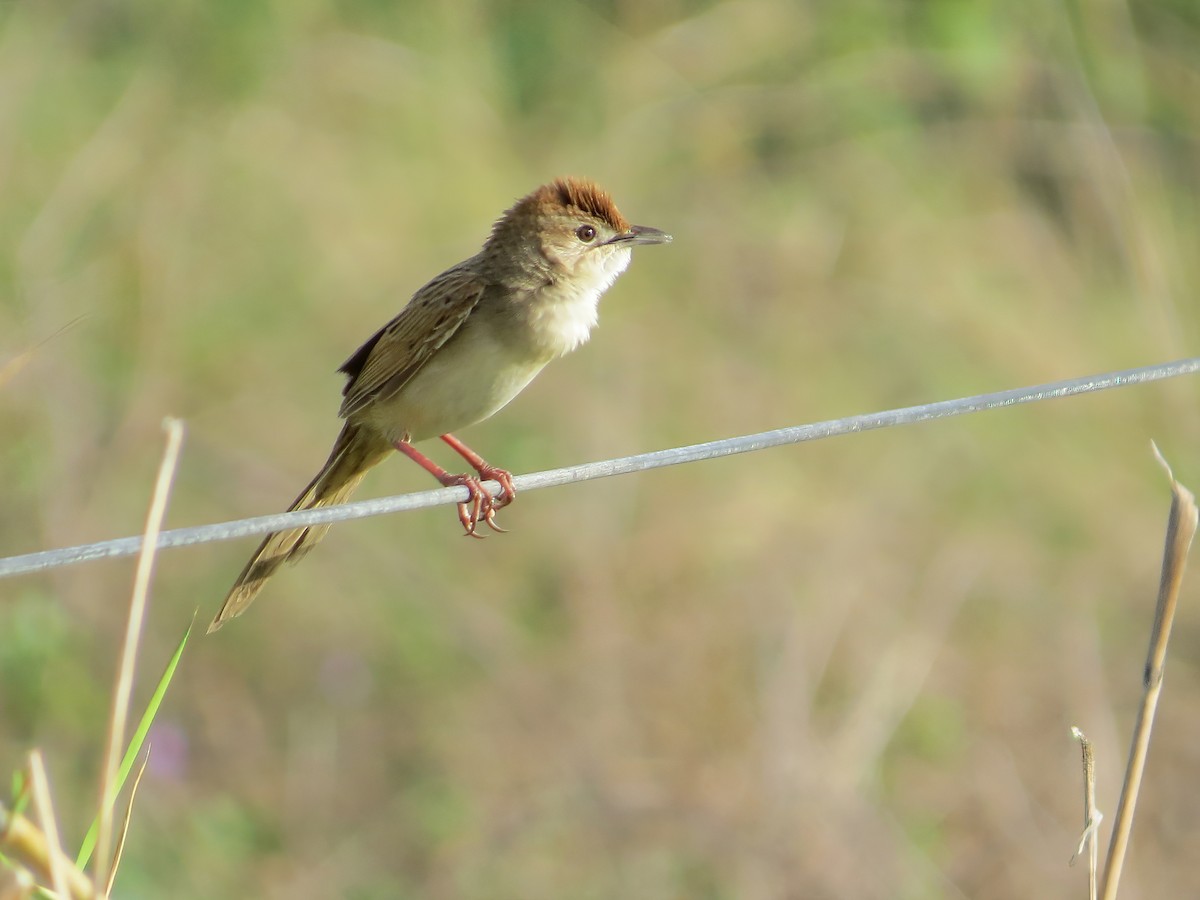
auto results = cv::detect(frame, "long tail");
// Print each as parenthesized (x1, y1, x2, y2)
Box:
(208, 423, 392, 633)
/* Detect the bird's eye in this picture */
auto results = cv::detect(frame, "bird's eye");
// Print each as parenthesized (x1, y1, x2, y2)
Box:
(575, 224, 597, 243)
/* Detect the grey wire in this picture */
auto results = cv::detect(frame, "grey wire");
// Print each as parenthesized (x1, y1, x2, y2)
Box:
(2, 356, 1197, 579)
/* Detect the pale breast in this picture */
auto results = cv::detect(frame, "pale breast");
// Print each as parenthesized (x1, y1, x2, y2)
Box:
(357, 313, 549, 443)
(356, 245, 632, 443)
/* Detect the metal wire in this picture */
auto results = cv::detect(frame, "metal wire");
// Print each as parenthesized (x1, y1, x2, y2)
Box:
(2, 356, 1198, 579)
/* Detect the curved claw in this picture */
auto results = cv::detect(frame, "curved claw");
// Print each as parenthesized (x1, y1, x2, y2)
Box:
(397, 439, 514, 537)
(457, 498, 487, 538)
(461, 516, 487, 539)
(477, 465, 517, 510)
(445, 472, 517, 537)
(483, 506, 508, 533)
(442, 474, 486, 537)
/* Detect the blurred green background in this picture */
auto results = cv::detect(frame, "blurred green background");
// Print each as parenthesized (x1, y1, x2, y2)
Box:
(3, 0, 1199, 896)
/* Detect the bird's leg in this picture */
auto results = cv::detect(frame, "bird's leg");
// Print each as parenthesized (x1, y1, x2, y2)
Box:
(440, 434, 516, 513)
(393, 440, 495, 537)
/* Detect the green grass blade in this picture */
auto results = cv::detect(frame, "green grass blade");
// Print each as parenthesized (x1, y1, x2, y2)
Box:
(76, 616, 193, 870)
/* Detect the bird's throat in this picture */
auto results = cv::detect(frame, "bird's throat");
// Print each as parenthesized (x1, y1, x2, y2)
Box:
(523, 247, 631, 358)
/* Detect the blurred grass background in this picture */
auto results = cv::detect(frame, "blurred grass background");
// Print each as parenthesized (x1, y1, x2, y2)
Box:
(2, 0, 1199, 896)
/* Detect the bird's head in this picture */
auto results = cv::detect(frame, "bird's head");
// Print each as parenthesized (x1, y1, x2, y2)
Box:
(486, 177, 671, 287)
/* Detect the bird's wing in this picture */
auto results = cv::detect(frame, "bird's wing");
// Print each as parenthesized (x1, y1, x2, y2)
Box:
(337, 267, 488, 419)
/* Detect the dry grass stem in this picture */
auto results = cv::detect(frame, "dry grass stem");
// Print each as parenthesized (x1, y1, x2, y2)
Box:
(1099, 445, 1198, 900)
(29, 751, 71, 900)
(1069, 726, 1101, 900)
(92, 418, 185, 895)
(0, 798, 96, 900)
(104, 748, 151, 898)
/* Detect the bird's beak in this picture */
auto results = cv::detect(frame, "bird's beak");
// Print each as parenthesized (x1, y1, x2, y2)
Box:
(606, 224, 672, 246)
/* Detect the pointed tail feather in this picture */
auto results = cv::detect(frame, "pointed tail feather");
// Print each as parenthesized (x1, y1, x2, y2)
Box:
(208, 424, 391, 632)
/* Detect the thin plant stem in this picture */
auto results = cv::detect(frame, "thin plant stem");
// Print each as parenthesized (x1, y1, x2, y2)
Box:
(1099, 446, 1198, 900)
(28, 750, 70, 900)
(92, 419, 184, 895)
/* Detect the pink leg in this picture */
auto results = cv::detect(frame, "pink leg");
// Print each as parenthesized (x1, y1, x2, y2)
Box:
(440, 434, 516, 510)
(394, 439, 509, 537)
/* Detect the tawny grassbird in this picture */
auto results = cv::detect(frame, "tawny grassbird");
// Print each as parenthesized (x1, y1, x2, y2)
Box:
(209, 177, 670, 632)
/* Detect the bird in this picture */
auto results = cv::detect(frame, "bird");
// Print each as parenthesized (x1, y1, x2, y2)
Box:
(208, 177, 671, 632)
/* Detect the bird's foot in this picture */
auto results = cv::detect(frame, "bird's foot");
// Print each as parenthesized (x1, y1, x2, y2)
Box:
(437, 472, 509, 537)
(437, 434, 516, 534)
(395, 438, 516, 537)
(474, 464, 515, 511)
(472, 463, 513, 534)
